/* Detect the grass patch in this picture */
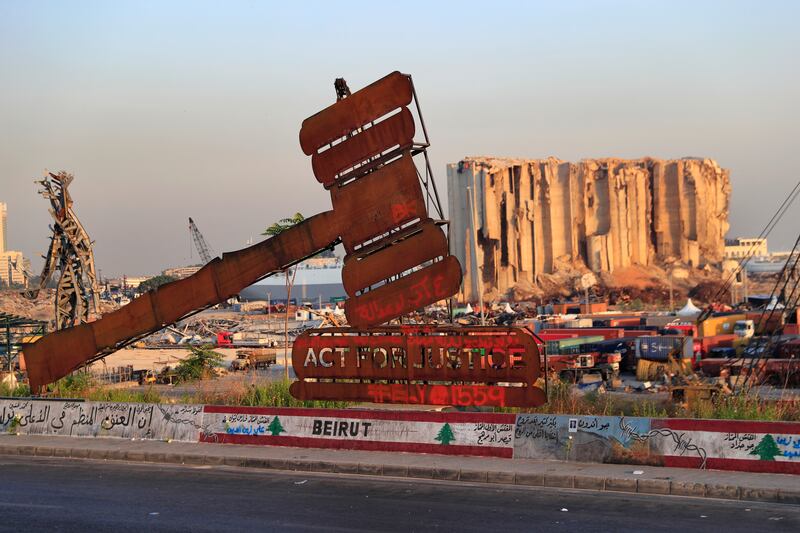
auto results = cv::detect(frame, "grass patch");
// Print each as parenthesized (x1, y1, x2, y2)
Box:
(0, 382, 31, 397)
(197, 378, 348, 409)
(498, 377, 799, 421)
(84, 386, 164, 404)
(5, 371, 799, 421)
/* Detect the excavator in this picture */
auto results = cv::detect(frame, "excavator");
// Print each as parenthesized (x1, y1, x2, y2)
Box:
(22, 72, 546, 408)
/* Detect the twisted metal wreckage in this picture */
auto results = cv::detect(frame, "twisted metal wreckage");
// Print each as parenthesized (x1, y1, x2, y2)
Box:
(22, 72, 546, 407)
(24, 172, 99, 330)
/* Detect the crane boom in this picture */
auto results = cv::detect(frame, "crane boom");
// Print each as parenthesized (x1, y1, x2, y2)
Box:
(188, 217, 214, 264)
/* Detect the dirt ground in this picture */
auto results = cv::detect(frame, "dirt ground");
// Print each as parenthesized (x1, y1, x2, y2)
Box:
(86, 347, 292, 373)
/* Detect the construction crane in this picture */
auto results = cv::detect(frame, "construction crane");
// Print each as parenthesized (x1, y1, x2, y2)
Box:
(188, 217, 215, 264)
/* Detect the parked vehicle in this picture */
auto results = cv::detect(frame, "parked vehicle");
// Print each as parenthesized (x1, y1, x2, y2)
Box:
(734, 320, 755, 339)
(229, 348, 277, 371)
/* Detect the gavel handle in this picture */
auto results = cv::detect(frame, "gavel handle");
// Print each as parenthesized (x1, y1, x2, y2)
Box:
(23, 211, 341, 391)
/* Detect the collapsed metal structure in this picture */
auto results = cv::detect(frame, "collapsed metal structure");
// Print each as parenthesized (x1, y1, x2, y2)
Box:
(24, 172, 99, 330)
(22, 73, 546, 407)
(1, 312, 47, 372)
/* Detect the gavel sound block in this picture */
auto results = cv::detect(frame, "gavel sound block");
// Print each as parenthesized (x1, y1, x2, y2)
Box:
(22, 71, 462, 391)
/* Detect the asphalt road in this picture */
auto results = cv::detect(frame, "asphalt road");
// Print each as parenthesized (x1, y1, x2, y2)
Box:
(0, 456, 797, 532)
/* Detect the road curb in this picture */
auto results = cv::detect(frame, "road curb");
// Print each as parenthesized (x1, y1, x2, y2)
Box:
(0, 444, 796, 505)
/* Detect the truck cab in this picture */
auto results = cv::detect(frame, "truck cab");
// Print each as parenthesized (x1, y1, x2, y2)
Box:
(734, 320, 755, 339)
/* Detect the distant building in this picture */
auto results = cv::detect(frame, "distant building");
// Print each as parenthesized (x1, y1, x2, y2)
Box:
(724, 237, 768, 259)
(0, 251, 27, 286)
(163, 265, 202, 279)
(107, 276, 150, 289)
(0, 202, 6, 253)
(0, 203, 28, 287)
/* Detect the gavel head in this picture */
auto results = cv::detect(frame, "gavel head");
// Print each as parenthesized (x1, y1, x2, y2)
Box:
(299, 72, 462, 328)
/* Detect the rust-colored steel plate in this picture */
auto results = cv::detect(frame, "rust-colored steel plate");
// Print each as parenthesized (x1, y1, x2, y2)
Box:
(293, 325, 540, 384)
(341, 221, 448, 296)
(23, 212, 342, 391)
(152, 266, 221, 326)
(290, 382, 546, 408)
(212, 210, 341, 297)
(331, 150, 426, 253)
(299, 71, 412, 155)
(311, 107, 415, 186)
(344, 255, 462, 328)
(91, 292, 160, 350)
(23, 323, 97, 394)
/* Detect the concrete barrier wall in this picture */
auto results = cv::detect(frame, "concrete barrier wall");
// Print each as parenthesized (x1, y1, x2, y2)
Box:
(652, 418, 800, 474)
(200, 406, 516, 457)
(2, 398, 799, 474)
(513, 414, 654, 464)
(512, 414, 800, 474)
(0, 399, 204, 443)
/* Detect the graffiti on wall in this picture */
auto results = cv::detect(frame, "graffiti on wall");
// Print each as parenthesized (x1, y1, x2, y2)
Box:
(514, 414, 653, 464)
(645, 423, 800, 468)
(0, 399, 204, 442)
(619, 417, 707, 469)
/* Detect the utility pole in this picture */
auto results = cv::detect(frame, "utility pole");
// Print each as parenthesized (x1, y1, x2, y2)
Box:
(466, 186, 485, 326)
(668, 271, 674, 312)
(743, 267, 749, 304)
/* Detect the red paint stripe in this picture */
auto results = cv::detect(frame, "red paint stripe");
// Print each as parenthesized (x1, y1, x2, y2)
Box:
(202, 405, 515, 424)
(663, 455, 800, 475)
(653, 418, 800, 435)
(199, 433, 513, 458)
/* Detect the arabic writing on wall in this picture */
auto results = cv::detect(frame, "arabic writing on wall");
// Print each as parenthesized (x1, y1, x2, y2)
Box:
(0, 400, 203, 442)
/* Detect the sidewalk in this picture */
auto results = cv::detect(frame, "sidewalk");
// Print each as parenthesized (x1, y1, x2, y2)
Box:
(1, 433, 798, 505)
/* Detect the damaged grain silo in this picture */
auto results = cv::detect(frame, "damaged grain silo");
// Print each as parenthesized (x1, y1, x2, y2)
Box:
(447, 157, 731, 301)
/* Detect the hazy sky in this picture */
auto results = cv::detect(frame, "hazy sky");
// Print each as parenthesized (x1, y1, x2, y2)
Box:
(2, 1, 798, 277)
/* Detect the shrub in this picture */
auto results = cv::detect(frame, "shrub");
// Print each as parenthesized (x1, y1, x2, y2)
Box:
(174, 345, 224, 383)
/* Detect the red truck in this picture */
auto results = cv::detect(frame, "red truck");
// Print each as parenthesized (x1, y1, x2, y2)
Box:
(546, 352, 622, 382)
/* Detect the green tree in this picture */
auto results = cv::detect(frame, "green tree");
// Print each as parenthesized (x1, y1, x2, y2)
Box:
(435, 423, 455, 445)
(263, 212, 305, 380)
(175, 344, 224, 382)
(750, 434, 782, 461)
(267, 416, 286, 436)
(138, 274, 177, 293)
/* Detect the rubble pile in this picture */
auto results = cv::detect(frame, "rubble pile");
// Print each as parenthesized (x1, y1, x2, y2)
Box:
(0, 289, 117, 324)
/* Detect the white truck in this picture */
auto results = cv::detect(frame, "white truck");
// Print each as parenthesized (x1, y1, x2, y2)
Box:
(734, 319, 755, 339)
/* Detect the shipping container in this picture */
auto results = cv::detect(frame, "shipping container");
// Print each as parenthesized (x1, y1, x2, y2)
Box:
(591, 317, 642, 327)
(537, 333, 579, 341)
(585, 337, 638, 371)
(607, 317, 644, 328)
(551, 302, 609, 315)
(541, 328, 624, 340)
(545, 335, 605, 355)
(563, 318, 594, 328)
(622, 329, 657, 338)
(694, 334, 738, 354)
(635, 335, 693, 361)
(644, 315, 680, 327)
(661, 323, 697, 337)
(746, 311, 784, 335)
